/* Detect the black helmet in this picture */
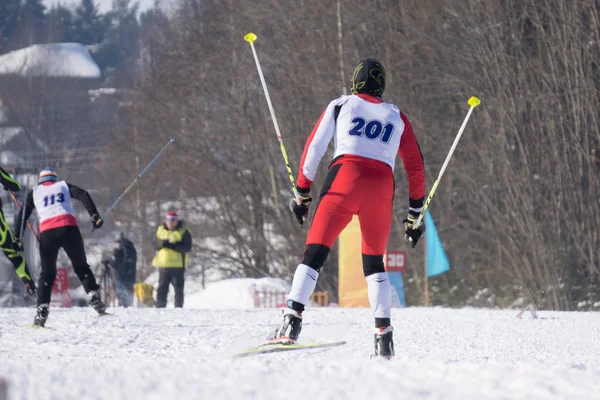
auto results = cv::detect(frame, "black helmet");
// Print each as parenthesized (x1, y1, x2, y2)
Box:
(350, 58, 386, 97)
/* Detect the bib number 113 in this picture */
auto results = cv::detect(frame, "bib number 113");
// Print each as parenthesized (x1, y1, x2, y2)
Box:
(43, 193, 65, 207)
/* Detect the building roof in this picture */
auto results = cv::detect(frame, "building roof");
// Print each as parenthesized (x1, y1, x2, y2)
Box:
(0, 43, 101, 78)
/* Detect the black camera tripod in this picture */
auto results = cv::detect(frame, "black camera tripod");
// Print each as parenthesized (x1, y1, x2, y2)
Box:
(98, 262, 117, 307)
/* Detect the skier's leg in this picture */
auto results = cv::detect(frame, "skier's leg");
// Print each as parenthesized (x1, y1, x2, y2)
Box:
(172, 268, 185, 308)
(125, 280, 135, 307)
(37, 230, 60, 305)
(273, 164, 357, 342)
(289, 163, 358, 309)
(2, 247, 36, 298)
(115, 279, 129, 307)
(0, 210, 36, 297)
(155, 268, 169, 308)
(61, 226, 99, 293)
(61, 226, 105, 313)
(35, 230, 61, 326)
(358, 171, 395, 357)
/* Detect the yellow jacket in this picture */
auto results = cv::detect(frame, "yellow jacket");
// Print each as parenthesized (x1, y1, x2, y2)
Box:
(151, 223, 192, 268)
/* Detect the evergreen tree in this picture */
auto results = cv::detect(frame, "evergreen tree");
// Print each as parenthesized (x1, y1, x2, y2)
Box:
(47, 5, 76, 43)
(0, 0, 21, 53)
(93, 0, 140, 86)
(17, 0, 47, 46)
(73, 0, 106, 45)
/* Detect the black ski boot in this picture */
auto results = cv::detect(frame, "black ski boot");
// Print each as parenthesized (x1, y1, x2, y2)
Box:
(22, 276, 37, 300)
(87, 290, 107, 315)
(34, 303, 49, 327)
(269, 309, 303, 344)
(373, 325, 395, 359)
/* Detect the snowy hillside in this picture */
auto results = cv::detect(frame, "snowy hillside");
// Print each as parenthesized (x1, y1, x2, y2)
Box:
(185, 277, 291, 308)
(141, 276, 292, 309)
(2, 303, 600, 399)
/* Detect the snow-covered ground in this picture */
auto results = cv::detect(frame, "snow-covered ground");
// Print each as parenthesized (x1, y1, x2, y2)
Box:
(2, 303, 600, 399)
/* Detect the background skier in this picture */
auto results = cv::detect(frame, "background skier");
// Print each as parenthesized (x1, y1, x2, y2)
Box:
(14, 168, 108, 327)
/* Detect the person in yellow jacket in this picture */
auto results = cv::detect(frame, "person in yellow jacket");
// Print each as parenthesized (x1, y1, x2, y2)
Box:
(152, 211, 192, 308)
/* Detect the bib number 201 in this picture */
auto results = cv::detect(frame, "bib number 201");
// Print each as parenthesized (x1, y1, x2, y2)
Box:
(43, 193, 65, 207)
(348, 118, 394, 143)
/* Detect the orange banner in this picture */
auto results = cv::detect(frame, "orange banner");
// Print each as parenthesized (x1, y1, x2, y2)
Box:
(338, 216, 369, 307)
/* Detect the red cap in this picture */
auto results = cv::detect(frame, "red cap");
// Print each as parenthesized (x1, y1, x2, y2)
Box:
(165, 212, 178, 221)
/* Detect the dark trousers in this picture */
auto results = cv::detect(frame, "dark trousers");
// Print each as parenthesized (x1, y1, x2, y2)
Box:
(38, 225, 99, 305)
(115, 279, 134, 307)
(155, 268, 185, 308)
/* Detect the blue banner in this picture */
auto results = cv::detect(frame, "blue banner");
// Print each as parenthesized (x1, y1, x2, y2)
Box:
(425, 210, 450, 277)
(388, 272, 406, 307)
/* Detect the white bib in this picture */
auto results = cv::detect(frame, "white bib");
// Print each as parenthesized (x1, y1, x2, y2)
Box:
(33, 181, 75, 223)
(299, 95, 406, 184)
(332, 95, 404, 170)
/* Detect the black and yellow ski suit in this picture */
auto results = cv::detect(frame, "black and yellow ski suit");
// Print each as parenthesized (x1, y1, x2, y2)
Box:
(0, 167, 35, 291)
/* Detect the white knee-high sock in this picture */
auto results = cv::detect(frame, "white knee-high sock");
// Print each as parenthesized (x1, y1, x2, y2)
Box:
(288, 264, 319, 308)
(366, 272, 392, 319)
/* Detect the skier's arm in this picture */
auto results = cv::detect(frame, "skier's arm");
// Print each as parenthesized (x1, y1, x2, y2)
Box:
(14, 190, 35, 238)
(0, 167, 21, 192)
(296, 102, 337, 190)
(398, 112, 426, 212)
(67, 183, 100, 217)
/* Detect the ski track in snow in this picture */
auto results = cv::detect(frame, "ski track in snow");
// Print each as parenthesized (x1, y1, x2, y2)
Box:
(1, 307, 600, 400)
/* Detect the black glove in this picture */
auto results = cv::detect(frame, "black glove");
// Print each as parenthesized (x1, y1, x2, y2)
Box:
(92, 214, 104, 230)
(12, 238, 24, 252)
(289, 187, 312, 227)
(162, 240, 176, 249)
(404, 210, 425, 249)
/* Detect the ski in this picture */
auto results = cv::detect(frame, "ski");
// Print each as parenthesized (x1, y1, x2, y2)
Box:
(17, 311, 113, 329)
(98, 312, 114, 317)
(233, 341, 346, 358)
(19, 324, 56, 330)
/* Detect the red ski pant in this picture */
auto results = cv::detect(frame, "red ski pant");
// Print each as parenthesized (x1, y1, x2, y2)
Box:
(306, 157, 394, 256)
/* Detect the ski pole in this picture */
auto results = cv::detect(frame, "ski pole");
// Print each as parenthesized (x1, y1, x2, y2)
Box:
(410, 96, 481, 247)
(102, 136, 176, 220)
(10, 191, 39, 242)
(244, 32, 301, 205)
(18, 189, 27, 239)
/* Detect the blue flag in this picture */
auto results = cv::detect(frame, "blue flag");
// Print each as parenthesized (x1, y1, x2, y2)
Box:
(425, 210, 450, 277)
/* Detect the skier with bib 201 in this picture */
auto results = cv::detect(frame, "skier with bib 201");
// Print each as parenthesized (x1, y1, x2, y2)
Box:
(270, 59, 426, 358)
(14, 168, 108, 327)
